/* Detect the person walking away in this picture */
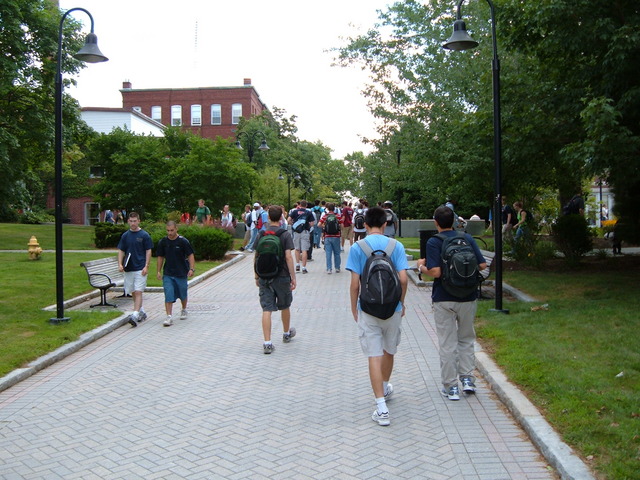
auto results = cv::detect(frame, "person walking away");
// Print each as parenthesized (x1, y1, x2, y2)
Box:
(245, 202, 263, 252)
(346, 206, 409, 426)
(288, 200, 315, 274)
(240, 204, 252, 251)
(311, 200, 324, 248)
(382, 201, 398, 238)
(352, 202, 368, 242)
(319, 202, 343, 274)
(156, 221, 195, 326)
(417, 206, 486, 400)
(340, 201, 354, 251)
(254, 205, 297, 354)
(195, 199, 211, 225)
(117, 212, 153, 326)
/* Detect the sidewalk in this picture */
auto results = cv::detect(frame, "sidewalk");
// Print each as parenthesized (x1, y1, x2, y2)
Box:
(0, 246, 593, 479)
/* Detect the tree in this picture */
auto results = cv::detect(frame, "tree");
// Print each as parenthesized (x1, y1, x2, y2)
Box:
(0, 0, 93, 218)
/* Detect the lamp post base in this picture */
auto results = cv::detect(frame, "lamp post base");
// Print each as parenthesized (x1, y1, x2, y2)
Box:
(488, 308, 510, 315)
(49, 317, 71, 325)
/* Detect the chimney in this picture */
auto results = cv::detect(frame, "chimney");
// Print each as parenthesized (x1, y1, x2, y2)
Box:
(122, 80, 132, 89)
(243, 78, 251, 86)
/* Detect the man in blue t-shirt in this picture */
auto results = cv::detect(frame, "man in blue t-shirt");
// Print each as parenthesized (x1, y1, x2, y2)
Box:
(417, 206, 487, 401)
(117, 212, 153, 326)
(346, 206, 409, 426)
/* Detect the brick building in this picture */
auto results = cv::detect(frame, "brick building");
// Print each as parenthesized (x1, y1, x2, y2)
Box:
(120, 78, 268, 140)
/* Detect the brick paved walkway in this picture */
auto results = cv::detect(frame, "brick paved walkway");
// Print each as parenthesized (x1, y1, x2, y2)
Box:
(0, 247, 557, 479)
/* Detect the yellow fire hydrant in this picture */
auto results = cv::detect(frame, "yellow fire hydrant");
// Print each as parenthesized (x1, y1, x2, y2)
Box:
(28, 236, 43, 260)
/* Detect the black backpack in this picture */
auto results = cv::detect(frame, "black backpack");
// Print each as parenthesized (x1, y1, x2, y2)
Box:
(435, 232, 481, 298)
(357, 238, 402, 320)
(324, 213, 340, 235)
(254, 229, 285, 279)
(354, 210, 365, 229)
(562, 196, 579, 215)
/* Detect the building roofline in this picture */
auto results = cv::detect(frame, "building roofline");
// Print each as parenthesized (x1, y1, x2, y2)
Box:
(81, 107, 166, 130)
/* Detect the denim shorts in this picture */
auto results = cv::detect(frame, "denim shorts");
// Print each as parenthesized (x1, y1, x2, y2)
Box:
(163, 275, 188, 303)
(258, 276, 293, 312)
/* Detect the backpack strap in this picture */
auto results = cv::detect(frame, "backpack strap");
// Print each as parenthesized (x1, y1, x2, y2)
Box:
(357, 238, 397, 258)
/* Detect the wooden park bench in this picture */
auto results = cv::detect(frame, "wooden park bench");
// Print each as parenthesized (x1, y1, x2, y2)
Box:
(80, 256, 125, 308)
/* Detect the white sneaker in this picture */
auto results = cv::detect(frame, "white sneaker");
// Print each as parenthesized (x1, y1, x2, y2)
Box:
(163, 315, 173, 327)
(384, 383, 394, 401)
(371, 410, 390, 426)
(180, 309, 188, 320)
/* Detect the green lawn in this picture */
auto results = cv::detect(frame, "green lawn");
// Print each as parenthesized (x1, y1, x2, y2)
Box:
(477, 260, 640, 480)
(0, 223, 100, 250)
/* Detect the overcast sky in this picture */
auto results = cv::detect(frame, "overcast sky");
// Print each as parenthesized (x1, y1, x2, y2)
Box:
(59, 0, 392, 158)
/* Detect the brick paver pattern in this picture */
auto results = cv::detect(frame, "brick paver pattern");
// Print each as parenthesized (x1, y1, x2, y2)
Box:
(0, 247, 556, 479)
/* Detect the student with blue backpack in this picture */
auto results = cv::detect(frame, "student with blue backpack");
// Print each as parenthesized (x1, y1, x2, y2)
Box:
(417, 205, 487, 401)
(346, 206, 409, 426)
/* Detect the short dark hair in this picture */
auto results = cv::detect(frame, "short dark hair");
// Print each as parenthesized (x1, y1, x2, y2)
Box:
(300, 200, 308, 208)
(434, 206, 454, 228)
(365, 206, 387, 228)
(326, 202, 335, 212)
(268, 205, 282, 222)
(128, 212, 140, 220)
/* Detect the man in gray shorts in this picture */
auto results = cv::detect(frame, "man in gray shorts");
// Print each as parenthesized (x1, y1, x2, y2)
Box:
(255, 205, 297, 354)
(288, 200, 315, 274)
(345, 206, 409, 426)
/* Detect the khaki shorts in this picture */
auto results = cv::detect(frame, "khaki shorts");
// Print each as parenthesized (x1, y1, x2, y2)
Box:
(341, 225, 353, 240)
(293, 230, 311, 252)
(123, 270, 148, 294)
(357, 310, 402, 357)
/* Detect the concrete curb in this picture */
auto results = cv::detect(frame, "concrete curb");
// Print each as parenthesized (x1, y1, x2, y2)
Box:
(407, 266, 595, 479)
(476, 349, 595, 480)
(3, 253, 248, 394)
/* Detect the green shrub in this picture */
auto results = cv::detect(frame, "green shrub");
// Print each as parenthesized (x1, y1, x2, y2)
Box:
(166, 210, 182, 223)
(94, 222, 127, 248)
(178, 225, 233, 260)
(551, 214, 594, 265)
(18, 209, 55, 224)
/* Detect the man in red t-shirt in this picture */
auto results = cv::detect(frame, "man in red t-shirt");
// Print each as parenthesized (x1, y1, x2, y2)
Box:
(340, 201, 354, 252)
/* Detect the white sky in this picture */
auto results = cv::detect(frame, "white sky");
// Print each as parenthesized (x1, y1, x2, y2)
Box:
(59, 0, 392, 158)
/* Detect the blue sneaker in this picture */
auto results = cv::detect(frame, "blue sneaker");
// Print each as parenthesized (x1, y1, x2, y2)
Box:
(462, 377, 476, 394)
(441, 385, 460, 401)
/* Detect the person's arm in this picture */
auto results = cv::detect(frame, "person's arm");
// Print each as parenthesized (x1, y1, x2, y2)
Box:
(117, 249, 125, 272)
(398, 269, 408, 316)
(156, 256, 165, 280)
(143, 249, 151, 276)
(285, 249, 296, 291)
(349, 272, 360, 322)
(187, 253, 196, 277)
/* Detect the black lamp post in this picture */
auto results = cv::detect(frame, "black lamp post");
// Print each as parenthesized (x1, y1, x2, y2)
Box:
(52, 8, 108, 324)
(396, 149, 402, 237)
(235, 130, 270, 163)
(278, 172, 301, 211)
(443, 0, 508, 313)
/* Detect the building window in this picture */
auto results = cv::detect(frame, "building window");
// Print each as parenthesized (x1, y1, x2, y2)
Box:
(151, 106, 162, 122)
(211, 104, 221, 125)
(89, 166, 105, 178)
(191, 105, 202, 126)
(171, 105, 182, 126)
(232, 103, 242, 124)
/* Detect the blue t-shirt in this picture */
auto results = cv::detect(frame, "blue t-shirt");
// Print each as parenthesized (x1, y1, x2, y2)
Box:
(117, 229, 153, 272)
(346, 234, 410, 313)
(426, 231, 485, 302)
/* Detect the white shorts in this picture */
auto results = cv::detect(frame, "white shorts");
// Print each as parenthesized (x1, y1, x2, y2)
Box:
(124, 270, 148, 294)
(357, 310, 402, 357)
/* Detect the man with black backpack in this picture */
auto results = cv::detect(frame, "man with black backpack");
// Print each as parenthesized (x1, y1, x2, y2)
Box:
(346, 207, 409, 426)
(319, 202, 343, 274)
(288, 200, 315, 274)
(254, 205, 297, 354)
(417, 206, 487, 401)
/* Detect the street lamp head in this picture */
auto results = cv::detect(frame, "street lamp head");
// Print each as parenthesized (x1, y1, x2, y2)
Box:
(442, 19, 479, 51)
(259, 139, 270, 151)
(278, 174, 285, 181)
(75, 32, 109, 63)
(294, 174, 301, 181)
(235, 140, 243, 150)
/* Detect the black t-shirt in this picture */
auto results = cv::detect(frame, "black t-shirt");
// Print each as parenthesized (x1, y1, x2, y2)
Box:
(156, 235, 194, 278)
(290, 208, 314, 231)
(502, 205, 517, 225)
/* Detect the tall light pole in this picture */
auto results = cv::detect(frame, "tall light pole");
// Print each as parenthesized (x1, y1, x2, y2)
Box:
(396, 149, 402, 237)
(235, 130, 270, 164)
(443, 0, 508, 313)
(278, 172, 301, 211)
(52, 8, 108, 324)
